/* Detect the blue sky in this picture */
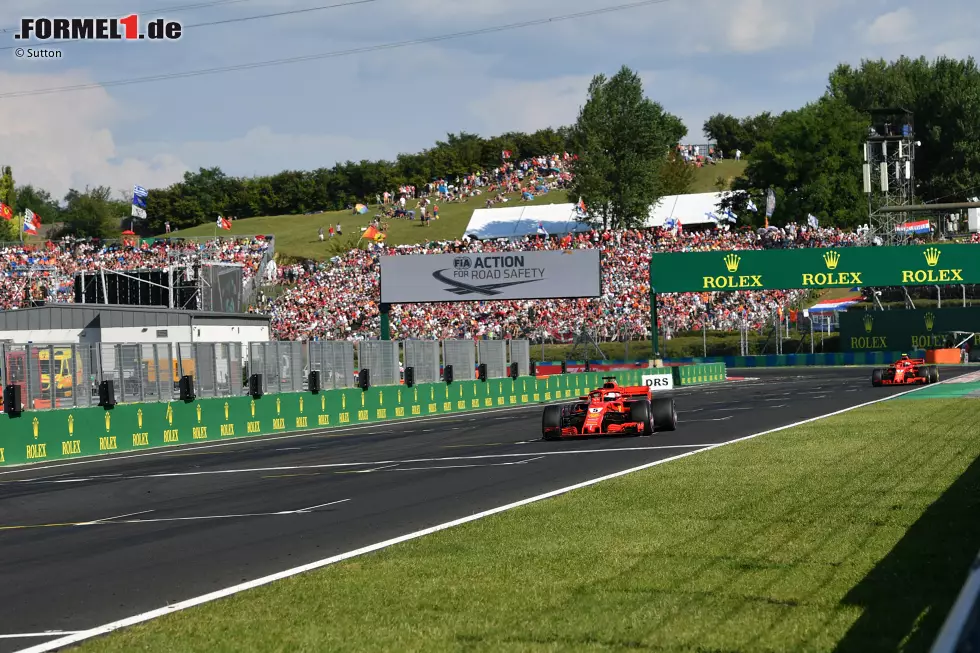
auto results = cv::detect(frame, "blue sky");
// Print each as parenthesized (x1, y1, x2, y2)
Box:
(0, 0, 974, 201)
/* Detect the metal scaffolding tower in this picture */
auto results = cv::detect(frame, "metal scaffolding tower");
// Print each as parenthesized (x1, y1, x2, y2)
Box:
(863, 108, 918, 244)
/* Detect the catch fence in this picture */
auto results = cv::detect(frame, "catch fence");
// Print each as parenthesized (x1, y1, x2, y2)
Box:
(1, 339, 530, 411)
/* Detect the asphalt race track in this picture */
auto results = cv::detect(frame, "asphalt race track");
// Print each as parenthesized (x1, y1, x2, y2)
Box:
(0, 367, 967, 651)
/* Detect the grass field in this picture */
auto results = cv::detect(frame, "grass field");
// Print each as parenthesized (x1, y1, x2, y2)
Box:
(81, 395, 980, 653)
(164, 161, 747, 260)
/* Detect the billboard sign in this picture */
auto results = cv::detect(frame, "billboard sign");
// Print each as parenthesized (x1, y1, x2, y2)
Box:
(379, 250, 601, 303)
(642, 374, 674, 390)
(649, 244, 980, 293)
(839, 307, 980, 351)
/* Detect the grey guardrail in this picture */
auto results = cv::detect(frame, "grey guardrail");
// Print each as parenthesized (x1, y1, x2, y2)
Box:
(931, 549, 980, 653)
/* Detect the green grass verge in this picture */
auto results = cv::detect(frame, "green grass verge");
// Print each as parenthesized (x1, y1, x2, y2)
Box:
(81, 397, 980, 653)
(162, 162, 745, 260)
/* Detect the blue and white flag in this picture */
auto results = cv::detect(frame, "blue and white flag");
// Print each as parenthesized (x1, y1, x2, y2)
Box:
(665, 217, 678, 230)
(133, 184, 148, 198)
(807, 214, 819, 229)
(765, 188, 776, 218)
(132, 183, 148, 218)
(746, 199, 758, 212)
(536, 221, 548, 236)
(724, 209, 738, 223)
(705, 211, 720, 222)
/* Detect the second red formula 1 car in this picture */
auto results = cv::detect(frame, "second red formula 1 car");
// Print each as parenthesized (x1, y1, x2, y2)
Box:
(542, 377, 677, 440)
(871, 354, 940, 387)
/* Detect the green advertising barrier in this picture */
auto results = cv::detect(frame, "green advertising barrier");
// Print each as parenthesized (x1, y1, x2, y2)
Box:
(840, 307, 980, 352)
(649, 244, 980, 293)
(2, 367, 720, 467)
(671, 363, 726, 386)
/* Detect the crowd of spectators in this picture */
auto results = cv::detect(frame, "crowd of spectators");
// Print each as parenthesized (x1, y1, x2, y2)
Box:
(0, 236, 272, 310)
(255, 222, 871, 343)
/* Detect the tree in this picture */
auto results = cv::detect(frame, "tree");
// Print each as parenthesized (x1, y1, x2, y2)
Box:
(567, 66, 687, 229)
(728, 98, 869, 227)
(703, 112, 777, 155)
(828, 55, 980, 203)
(659, 150, 696, 196)
(14, 184, 61, 228)
(0, 166, 17, 241)
(59, 186, 128, 238)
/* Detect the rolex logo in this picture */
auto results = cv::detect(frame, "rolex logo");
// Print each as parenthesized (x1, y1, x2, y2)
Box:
(863, 314, 873, 333)
(723, 253, 741, 273)
(342, 394, 346, 409)
(379, 391, 383, 406)
(360, 392, 365, 407)
(167, 404, 173, 425)
(68, 414, 74, 436)
(105, 412, 111, 432)
(299, 396, 304, 413)
(224, 402, 229, 420)
(33, 416, 39, 439)
(823, 251, 840, 270)
(137, 409, 143, 429)
(276, 397, 281, 414)
(250, 399, 256, 417)
(321, 395, 325, 411)
(924, 247, 941, 267)
(397, 389, 402, 403)
(196, 404, 202, 423)
(924, 312, 935, 332)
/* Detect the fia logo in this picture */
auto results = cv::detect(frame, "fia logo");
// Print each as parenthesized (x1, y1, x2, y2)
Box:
(196, 404, 202, 423)
(137, 409, 143, 429)
(33, 416, 39, 439)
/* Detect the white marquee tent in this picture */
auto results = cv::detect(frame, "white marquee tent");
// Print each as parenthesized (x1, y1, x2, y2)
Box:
(463, 192, 737, 239)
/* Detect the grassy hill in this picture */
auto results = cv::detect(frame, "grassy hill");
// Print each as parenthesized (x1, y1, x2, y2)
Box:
(163, 160, 748, 261)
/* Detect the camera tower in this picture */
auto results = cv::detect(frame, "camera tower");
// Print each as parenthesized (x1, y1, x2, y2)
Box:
(863, 108, 917, 245)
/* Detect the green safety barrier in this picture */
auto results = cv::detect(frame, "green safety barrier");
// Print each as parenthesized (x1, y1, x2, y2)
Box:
(0, 366, 721, 467)
(671, 363, 727, 386)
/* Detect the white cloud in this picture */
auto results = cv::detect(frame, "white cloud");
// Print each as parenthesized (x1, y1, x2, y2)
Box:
(0, 70, 186, 200)
(866, 8, 916, 45)
(468, 74, 592, 134)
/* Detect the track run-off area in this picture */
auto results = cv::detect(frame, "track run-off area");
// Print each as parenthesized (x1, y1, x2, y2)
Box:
(0, 367, 974, 652)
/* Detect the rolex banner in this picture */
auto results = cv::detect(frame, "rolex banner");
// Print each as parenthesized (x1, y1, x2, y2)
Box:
(840, 307, 980, 352)
(649, 244, 980, 293)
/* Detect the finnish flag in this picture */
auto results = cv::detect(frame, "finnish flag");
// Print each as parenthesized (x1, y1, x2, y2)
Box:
(746, 199, 758, 212)
(724, 209, 738, 223)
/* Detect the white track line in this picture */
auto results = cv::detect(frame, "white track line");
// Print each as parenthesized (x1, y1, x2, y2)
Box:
(76, 510, 154, 526)
(9, 445, 715, 484)
(0, 633, 81, 640)
(15, 381, 937, 653)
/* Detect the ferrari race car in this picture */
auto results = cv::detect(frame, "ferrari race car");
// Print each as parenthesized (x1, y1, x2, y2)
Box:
(542, 377, 677, 440)
(871, 355, 940, 387)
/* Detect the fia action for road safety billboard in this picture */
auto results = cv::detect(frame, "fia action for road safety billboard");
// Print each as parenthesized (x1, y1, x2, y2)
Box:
(379, 249, 601, 304)
(649, 243, 980, 293)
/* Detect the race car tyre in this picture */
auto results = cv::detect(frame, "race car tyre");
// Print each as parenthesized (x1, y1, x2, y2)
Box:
(542, 405, 563, 441)
(629, 400, 653, 436)
(929, 366, 940, 384)
(650, 397, 677, 432)
(871, 369, 883, 387)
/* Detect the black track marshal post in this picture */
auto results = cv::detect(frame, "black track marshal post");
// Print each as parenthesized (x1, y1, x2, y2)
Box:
(380, 303, 391, 341)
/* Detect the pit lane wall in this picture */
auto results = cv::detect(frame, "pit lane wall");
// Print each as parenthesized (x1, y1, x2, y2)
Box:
(0, 365, 724, 467)
(668, 351, 927, 368)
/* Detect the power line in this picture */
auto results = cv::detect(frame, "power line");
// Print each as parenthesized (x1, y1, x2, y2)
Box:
(0, 0, 670, 100)
(0, 0, 260, 34)
(0, 0, 378, 50)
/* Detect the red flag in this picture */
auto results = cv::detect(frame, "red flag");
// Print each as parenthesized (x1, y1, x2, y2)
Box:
(217, 216, 232, 230)
(0, 202, 12, 220)
(362, 225, 380, 241)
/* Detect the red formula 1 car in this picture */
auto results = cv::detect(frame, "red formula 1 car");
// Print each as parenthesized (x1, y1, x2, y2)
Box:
(542, 377, 677, 440)
(871, 354, 940, 387)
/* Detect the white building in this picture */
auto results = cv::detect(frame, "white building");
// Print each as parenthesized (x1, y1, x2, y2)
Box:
(0, 305, 270, 352)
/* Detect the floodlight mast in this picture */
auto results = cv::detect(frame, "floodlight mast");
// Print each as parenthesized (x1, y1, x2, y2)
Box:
(862, 108, 916, 245)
